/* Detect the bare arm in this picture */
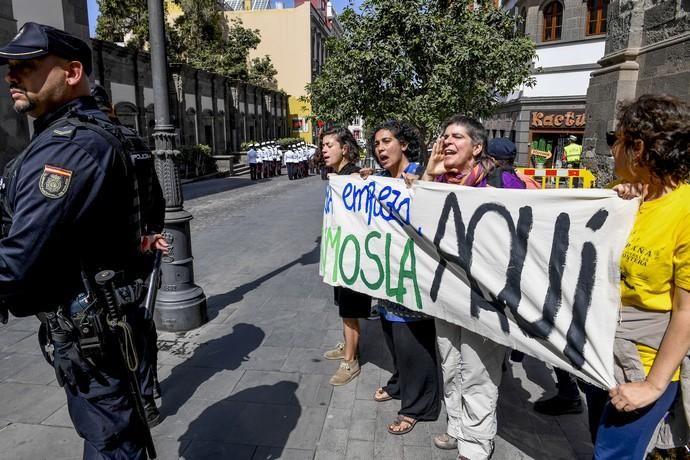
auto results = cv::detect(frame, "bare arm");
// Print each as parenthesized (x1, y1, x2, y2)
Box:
(610, 287, 690, 411)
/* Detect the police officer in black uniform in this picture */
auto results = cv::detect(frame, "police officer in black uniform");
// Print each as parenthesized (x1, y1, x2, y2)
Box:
(91, 83, 167, 427)
(0, 23, 155, 459)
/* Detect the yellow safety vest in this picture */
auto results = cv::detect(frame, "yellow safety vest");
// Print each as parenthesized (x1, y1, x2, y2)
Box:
(564, 143, 582, 163)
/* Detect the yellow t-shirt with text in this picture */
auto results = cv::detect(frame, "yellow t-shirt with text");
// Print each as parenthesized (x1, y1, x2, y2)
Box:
(620, 184, 690, 379)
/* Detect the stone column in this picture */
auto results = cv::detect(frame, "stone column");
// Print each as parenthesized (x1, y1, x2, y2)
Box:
(581, 1, 646, 185)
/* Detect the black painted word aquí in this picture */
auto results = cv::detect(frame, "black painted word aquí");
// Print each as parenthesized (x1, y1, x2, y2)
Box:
(430, 194, 608, 370)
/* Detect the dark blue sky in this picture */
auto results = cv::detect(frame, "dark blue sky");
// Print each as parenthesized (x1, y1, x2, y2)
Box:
(87, 0, 363, 37)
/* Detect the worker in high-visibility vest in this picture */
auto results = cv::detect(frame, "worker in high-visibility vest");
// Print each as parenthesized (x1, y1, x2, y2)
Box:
(563, 135, 582, 168)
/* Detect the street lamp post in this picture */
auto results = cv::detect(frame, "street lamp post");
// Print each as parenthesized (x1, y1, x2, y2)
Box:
(147, 0, 207, 332)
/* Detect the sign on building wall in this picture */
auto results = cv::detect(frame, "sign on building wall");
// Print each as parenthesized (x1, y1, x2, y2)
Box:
(320, 176, 639, 389)
(292, 117, 309, 133)
(531, 111, 586, 129)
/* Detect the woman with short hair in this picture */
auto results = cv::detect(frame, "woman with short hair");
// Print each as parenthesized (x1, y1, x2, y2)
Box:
(423, 115, 525, 460)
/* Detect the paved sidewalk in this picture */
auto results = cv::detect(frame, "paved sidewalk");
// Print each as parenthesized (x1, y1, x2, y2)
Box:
(0, 174, 593, 459)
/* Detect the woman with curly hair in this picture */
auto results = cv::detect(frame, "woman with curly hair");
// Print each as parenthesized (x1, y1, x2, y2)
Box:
(320, 127, 372, 386)
(362, 120, 441, 435)
(593, 94, 690, 459)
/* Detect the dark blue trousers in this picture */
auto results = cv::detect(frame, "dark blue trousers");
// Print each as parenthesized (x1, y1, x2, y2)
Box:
(61, 308, 151, 459)
(594, 381, 679, 460)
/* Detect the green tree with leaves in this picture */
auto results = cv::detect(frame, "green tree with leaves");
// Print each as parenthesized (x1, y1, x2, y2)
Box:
(248, 56, 278, 90)
(95, 0, 148, 48)
(96, 0, 280, 88)
(306, 0, 536, 144)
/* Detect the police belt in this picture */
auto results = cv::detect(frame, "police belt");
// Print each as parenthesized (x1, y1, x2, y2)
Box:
(37, 279, 147, 359)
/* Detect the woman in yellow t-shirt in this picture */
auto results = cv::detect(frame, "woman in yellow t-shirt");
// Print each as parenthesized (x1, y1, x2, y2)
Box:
(594, 94, 690, 459)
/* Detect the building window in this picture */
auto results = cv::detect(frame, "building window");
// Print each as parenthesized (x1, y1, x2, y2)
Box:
(586, 0, 608, 36)
(517, 8, 527, 35)
(542, 1, 563, 42)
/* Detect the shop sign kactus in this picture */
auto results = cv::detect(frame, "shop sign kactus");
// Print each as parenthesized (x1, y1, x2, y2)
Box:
(531, 111, 586, 129)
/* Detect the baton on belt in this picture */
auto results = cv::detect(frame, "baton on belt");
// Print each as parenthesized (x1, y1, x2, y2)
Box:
(95, 270, 157, 459)
(144, 251, 162, 320)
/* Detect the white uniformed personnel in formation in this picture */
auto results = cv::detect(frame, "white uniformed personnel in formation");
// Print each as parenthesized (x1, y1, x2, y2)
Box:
(287, 144, 296, 180)
(255, 142, 263, 179)
(247, 143, 258, 180)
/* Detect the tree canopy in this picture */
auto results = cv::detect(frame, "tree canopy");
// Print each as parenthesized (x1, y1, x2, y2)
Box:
(96, 0, 279, 88)
(306, 0, 536, 144)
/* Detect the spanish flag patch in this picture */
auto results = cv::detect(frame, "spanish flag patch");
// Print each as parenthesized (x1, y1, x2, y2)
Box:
(39, 165, 72, 199)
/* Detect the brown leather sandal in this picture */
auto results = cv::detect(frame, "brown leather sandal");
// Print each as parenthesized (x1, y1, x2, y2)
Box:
(387, 415, 417, 435)
(374, 387, 393, 402)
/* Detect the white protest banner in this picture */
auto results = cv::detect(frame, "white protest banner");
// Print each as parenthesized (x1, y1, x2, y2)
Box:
(320, 175, 639, 389)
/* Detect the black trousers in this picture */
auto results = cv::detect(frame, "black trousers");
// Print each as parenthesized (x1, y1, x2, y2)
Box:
(381, 317, 441, 421)
(249, 163, 257, 180)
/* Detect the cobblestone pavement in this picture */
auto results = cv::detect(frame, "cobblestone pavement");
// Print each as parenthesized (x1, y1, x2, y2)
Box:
(0, 173, 593, 459)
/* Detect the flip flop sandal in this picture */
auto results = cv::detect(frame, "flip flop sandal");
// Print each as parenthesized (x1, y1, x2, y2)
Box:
(387, 415, 417, 435)
(374, 387, 393, 402)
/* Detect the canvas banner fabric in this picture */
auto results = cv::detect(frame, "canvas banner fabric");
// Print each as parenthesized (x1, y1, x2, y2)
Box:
(320, 175, 639, 389)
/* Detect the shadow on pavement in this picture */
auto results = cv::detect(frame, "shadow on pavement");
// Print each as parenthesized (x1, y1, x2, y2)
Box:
(521, 355, 555, 396)
(498, 362, 592, 458)
(178, 381, 300, 459)
(158, 322, 265, 418)
(182, 176, 266, 201)
(204, 238, 321, 321)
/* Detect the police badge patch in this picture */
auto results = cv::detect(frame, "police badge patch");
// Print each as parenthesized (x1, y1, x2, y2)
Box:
(39, 165, 72, 199)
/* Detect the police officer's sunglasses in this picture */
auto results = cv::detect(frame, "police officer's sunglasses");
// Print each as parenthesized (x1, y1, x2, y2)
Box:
(606, 131, 617, 147)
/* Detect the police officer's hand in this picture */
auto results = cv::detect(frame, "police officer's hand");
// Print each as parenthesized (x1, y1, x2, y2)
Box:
(141, 234, 170, 255)
(52, 331, 92, 393)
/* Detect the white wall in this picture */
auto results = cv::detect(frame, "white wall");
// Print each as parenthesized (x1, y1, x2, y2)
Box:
(12, 0, 64, 31)
(110, 82, 136, 106)
(185, 93, 196, 111)
(523, 70, 596, 98)
(498, 39, 606, 102)
(201, 95, 213, 112)
(534, 40, 605, 69)
(144, 87, 154, 107)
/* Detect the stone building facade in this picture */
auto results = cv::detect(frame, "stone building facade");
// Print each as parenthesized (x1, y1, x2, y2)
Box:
(92, 40, 289, 155)
(583, 0, 690, 185)
(0, 0, 289, 171)
(485, 0, 608, 166)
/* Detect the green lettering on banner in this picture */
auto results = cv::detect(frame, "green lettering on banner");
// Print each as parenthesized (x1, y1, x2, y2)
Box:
(319, 225, 327, 274)
(361, 231, 384, 290)
(339, 234, 361, 286)
(384, 233, 399, 298)
(323, 226, 342, 282)
(398, 238, 422, 310)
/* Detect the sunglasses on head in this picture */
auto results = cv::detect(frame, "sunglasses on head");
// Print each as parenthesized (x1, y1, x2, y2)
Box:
(606, 131, 616, 147)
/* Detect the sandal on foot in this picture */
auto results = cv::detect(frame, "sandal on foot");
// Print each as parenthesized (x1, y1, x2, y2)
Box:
(387, 415, 417, 435)
(374, 387, 393, 402)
